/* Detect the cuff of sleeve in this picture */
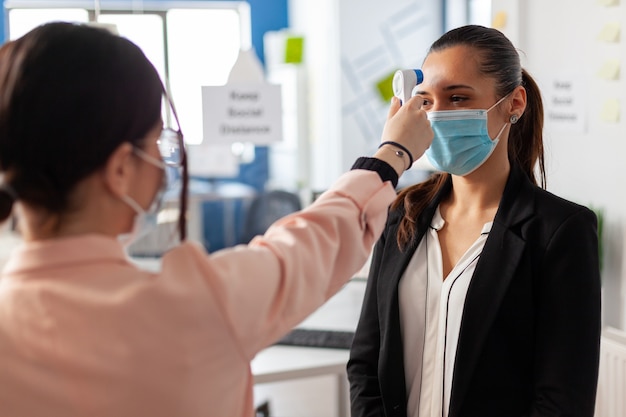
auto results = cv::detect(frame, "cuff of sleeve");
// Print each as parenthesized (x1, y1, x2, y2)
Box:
(351, 157, 398, 188)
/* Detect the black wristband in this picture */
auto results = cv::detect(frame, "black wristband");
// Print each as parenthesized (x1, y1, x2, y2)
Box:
(351, 157, 398, 188)
(378, 141, 414, 169)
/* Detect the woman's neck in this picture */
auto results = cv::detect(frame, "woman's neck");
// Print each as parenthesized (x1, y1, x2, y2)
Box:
(443, 158, 510, 217)
(15, 177, 129, 242)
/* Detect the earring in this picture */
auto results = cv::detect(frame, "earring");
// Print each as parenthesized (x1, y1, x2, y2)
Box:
(510, 114, 519, 124)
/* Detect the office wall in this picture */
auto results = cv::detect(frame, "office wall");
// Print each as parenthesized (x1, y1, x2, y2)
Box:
(289, 0, 442, 190)
(3, 1, 622, 328)
(293, 0, 626, 328)
(492, 0, 626, 329)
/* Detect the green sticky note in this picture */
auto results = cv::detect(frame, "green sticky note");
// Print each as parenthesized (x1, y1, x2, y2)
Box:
(376, 70, 398, 102)
(285, 36, 304, 64)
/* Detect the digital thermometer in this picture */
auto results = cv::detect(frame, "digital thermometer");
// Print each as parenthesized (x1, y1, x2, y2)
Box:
(392, 69, 423, 104)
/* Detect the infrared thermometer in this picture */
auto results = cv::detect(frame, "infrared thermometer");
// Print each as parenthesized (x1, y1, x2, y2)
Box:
(392, 69, 423, 104)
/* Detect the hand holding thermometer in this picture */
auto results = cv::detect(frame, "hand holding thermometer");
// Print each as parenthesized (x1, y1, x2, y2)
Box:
(411, 84, 422, 100)
(392, 69, 423, 104)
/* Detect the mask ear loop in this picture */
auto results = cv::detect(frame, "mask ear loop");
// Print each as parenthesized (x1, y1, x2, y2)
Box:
(487, 92, 514, 141)
(492, 122, 509, 142)
(486, 93, 511, 112)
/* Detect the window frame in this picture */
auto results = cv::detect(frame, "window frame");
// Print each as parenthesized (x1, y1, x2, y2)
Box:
(4, 0, 249, 39)
(443, 0, 492, 31)
(4, 0, 251, 57)
(4, 0, 252, 145)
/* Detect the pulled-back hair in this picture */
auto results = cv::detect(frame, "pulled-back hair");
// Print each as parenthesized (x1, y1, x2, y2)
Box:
(0, 22, 164, 221)
(393, 25, 545, 249)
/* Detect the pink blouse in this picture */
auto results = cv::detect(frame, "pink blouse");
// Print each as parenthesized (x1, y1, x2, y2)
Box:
(0, 169, 396, 417)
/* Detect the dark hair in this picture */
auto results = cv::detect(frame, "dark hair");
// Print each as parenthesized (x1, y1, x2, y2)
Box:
(393, 25, 546, 249)
(0, 22, 164, 222)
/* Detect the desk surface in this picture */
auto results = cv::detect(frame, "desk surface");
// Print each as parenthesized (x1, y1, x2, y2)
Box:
(252, 279, 365, 382)
(252, 345, 349, 384)
(297, 278, 366, 332)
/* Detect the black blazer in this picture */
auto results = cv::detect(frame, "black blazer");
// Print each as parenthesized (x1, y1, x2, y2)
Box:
(347, 165, 601, 417)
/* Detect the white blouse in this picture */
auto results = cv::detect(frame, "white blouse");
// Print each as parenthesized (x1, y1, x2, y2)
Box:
(398, 206, 493, 417)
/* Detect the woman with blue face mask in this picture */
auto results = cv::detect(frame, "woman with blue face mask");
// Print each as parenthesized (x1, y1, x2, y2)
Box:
(0, 22, 433, 417)
(348, 25, 601, 417)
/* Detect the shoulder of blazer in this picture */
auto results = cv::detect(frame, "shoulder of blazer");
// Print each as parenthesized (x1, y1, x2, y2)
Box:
(496, 165, 594, 234)
(533, 184, 594, 221)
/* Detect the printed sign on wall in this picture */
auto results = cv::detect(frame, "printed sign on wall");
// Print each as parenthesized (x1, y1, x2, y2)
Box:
(202, 83, 283, 145)
(543, 75, 587, 133)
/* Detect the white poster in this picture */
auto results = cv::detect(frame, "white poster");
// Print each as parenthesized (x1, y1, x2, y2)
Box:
(202, 83, 283, 145)
(543, 75, 587, 133)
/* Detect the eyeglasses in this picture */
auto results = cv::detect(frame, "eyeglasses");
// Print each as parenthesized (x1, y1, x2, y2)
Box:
(157, 127, 184, 167)
(162, 89, 188, 242)
(155, 85, 186, 167)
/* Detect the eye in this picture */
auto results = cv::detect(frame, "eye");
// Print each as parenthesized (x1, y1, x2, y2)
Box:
(418, 97, 433, 110)
(450, 95, 468, 103)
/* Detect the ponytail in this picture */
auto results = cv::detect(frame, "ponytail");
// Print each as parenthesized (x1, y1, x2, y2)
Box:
(509, 69, 546, 188)
(0, 184, 16, 223)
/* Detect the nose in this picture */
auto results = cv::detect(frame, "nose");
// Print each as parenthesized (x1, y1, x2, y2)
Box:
(427, 103, 443, 113)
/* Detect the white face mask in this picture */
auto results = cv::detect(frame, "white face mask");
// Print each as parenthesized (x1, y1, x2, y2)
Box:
(118, 194, 161, 247)
(118, 147, 167, 247)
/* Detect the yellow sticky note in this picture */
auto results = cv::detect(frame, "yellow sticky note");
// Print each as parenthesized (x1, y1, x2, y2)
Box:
(492, 11, 507, 30)
(376, 70, 398, 102)
(597, 22, 621, 42)
(597, 0, 619, 5)
(600, 98, 620, 122)
(284, 36, 304, 64)
(597, 59, 621, 80)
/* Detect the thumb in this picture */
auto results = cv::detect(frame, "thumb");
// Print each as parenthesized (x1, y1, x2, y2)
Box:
(387, 96, 401, 119)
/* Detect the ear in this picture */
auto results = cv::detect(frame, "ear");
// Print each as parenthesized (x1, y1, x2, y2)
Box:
(101, 142, 135, 198)
(508, 85, 527, 120)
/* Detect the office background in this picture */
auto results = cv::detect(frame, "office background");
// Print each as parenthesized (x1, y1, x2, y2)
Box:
(1, 0, 624, 331)
(0, 0, 626, 328)
(498, 0, 626, 331)
(1, 1, 625, 416)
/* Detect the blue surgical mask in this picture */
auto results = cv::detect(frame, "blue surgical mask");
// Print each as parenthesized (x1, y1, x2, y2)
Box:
(425, 95, 509, 176)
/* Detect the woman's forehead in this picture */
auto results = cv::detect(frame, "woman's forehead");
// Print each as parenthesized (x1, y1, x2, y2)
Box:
(421, 45, 487, 90)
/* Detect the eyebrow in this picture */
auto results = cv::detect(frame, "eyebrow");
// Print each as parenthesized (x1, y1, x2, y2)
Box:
(413, 84, 475, 95)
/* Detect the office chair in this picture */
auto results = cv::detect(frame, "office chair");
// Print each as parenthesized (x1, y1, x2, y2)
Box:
(240, 190, 302, 243)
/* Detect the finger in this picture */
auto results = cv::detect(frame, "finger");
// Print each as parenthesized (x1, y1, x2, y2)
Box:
(406, 94, 424, 110)
(387, 96, 401, 119)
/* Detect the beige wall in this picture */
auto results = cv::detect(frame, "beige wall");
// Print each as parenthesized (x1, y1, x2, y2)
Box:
(492, 0, 626, 328)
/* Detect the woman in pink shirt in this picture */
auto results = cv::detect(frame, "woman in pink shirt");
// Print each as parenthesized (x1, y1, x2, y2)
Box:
(0, 22, 432, 416)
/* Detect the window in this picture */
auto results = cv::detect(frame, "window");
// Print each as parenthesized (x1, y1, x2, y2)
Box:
(444, 0, 492, 30)
(4, 0, 251, 145)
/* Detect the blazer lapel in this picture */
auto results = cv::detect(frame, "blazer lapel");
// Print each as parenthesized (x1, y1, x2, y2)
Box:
(448, 166, 536, 417)
(378, 176, 453, 307)
(377, 178, 453, 408)
(379, 175, 454, 298)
